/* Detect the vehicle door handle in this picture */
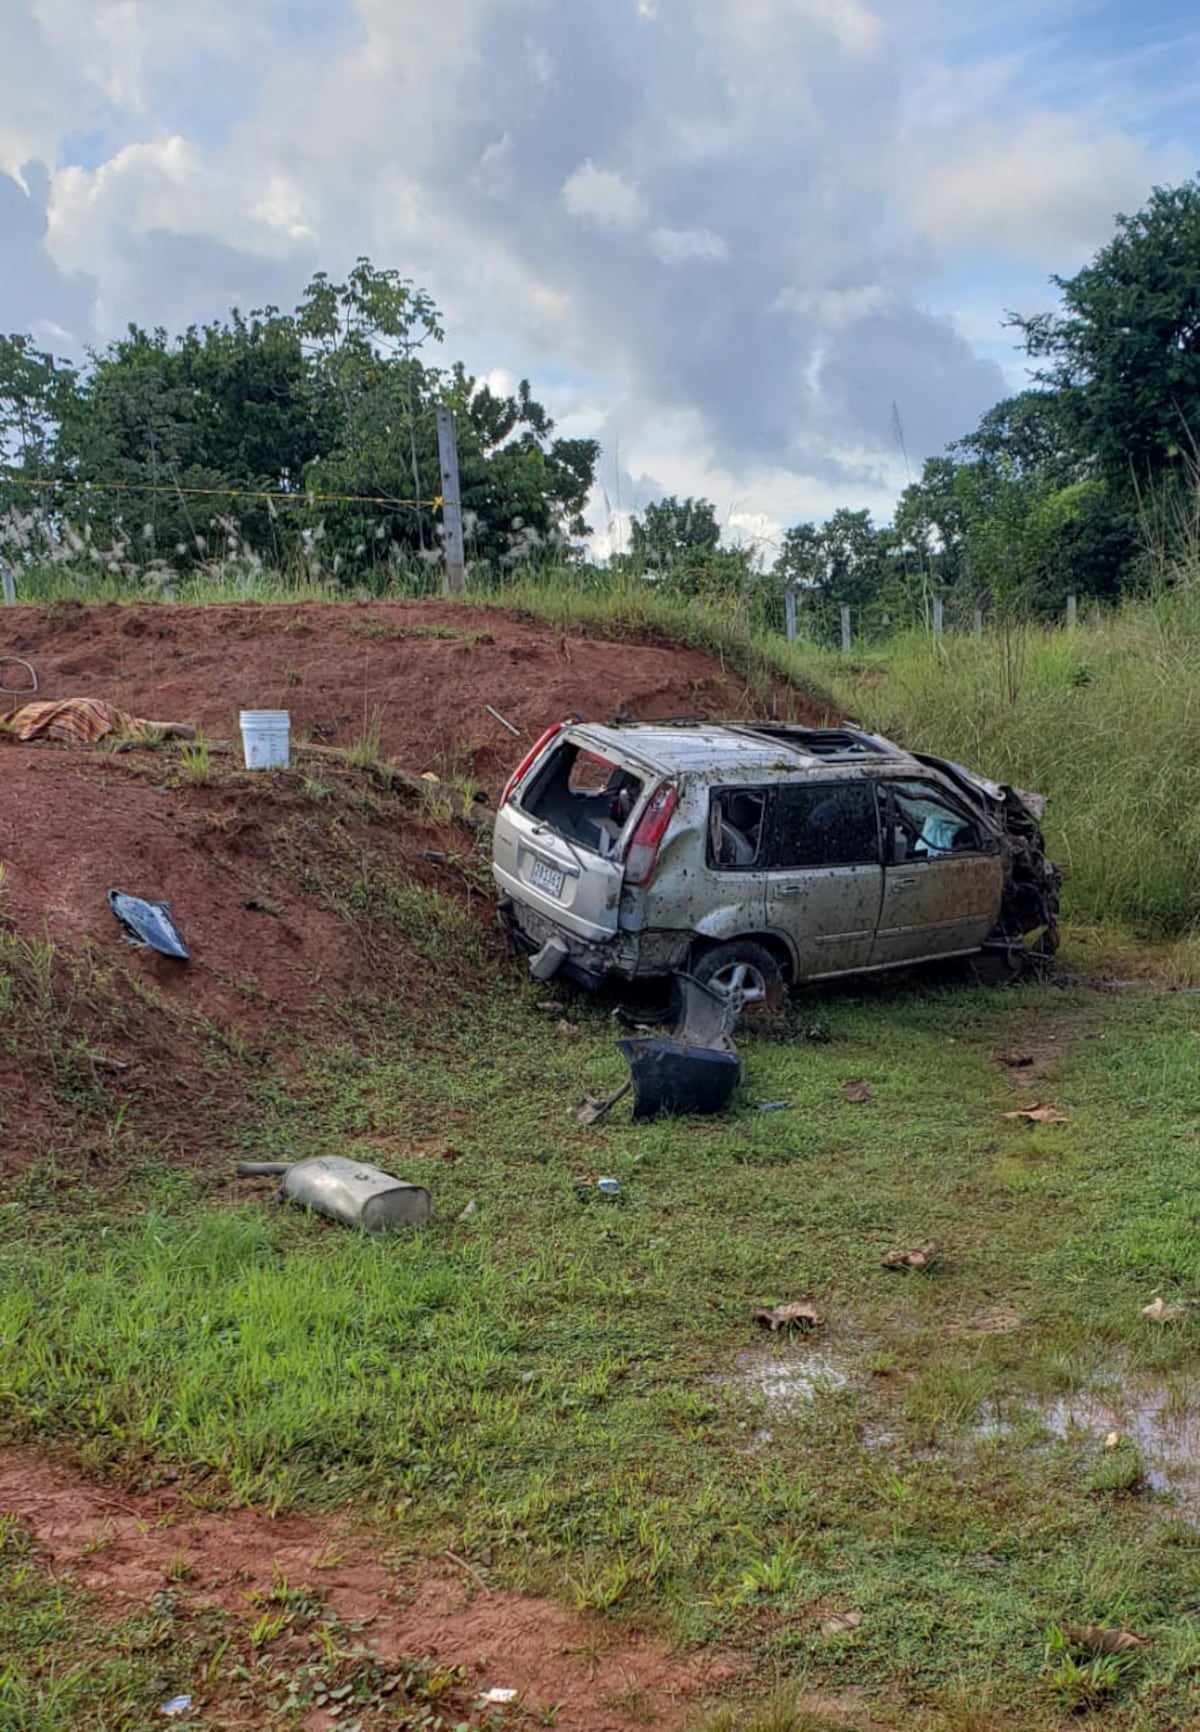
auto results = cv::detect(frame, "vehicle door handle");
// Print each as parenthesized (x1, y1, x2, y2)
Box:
(776, 885, 805, 898)
(889, 876, 917, 889)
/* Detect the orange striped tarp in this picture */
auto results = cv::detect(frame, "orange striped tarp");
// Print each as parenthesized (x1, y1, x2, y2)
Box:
(0, 698, 148, 744)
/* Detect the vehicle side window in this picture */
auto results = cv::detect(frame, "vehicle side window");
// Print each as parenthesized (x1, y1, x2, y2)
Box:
(764, 782, 880, 868)
(886, 781, 983, 860)
(708, 788, 768, 868)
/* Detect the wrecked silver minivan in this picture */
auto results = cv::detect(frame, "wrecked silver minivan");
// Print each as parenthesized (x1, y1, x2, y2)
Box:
(492, 721, 1059, 1002)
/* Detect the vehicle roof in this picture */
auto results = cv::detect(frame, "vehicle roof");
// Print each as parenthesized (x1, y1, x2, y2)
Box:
(569, 721, 917, 778)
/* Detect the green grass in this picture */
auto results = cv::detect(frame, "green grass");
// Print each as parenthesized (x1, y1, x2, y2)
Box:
(4, 948, 1200, 1726)
(827, 591, 1200, 942)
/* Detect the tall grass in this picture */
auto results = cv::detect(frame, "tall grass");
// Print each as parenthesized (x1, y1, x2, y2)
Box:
(836, 592, 1200, 935)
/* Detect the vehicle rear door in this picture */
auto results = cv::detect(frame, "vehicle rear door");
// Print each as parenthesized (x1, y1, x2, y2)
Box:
(869, 778, 1004, 966)
(493, 735, 650, 943)
(760, 780, 884, 977)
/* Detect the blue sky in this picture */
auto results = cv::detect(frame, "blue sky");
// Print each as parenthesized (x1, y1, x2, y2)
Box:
(1, 0, 1194, 554)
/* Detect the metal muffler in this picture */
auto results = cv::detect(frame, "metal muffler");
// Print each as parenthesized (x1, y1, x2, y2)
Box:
(280, 1156, 431, 1233)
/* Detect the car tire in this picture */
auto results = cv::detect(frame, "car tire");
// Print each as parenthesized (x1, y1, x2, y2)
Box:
(691, 940, 786, 1012)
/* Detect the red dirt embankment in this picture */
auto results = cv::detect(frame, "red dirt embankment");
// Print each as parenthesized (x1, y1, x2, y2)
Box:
(0, 600, 830, 1170)
(2, 598, 829, 787)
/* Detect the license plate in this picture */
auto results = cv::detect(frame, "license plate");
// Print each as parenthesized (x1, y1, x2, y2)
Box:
(529, 857, 565, 898)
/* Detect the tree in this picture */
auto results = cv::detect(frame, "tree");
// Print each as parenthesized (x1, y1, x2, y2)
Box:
(628, 496, 721, 568)
(1011, 179, 1200, 492)
(621, 495, 755, 600)
(0, 259, 599, 584)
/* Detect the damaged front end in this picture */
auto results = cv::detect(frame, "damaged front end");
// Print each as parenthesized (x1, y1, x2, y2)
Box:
(914, 752, 1061, 963)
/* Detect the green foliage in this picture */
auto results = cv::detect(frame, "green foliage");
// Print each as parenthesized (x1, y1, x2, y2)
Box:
(1014, 177, 1200, 492)
(0, 259, 598, 586)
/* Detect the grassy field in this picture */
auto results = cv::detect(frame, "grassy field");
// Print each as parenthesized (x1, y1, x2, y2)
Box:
(4, 885, 1200, 1727)
(826, 590, 1200, 953)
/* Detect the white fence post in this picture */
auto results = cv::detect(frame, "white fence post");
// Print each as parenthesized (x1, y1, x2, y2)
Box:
(435, 404, 467, 596)
(932, 596, 943, 637)
(840, 604, 851, 654)
(784, 585, 797, 644)
(1066, 592, 1077, 630)
(1, 560, 14, 605)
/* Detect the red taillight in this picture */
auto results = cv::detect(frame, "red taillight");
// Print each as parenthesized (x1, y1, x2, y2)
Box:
(624, 785, 678, 886)
(501, 722, 565, 807)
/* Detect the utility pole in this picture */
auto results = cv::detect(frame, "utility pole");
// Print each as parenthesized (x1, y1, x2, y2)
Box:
(436, 404, 466, 596)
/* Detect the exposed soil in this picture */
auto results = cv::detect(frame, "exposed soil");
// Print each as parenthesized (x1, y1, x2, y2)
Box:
(2, 599, 831, 791)
(0, 599, 832, 1179)
(0, 1448, 740, 1731)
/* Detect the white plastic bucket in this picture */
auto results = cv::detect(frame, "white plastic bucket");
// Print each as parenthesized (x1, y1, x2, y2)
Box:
(239, 709, 290, 770)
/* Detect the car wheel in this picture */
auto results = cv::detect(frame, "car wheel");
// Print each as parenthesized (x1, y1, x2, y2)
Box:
(692, 940, 786, 1011)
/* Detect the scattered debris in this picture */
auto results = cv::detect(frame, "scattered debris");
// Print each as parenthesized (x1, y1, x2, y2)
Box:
(1001, 1103, 1067, 1123)
(805, 1026, 831, 1043)
(751, 1300, 826, 1332)
(573, 1081, 632, 1126)
(535, 1000, 566, 1013)
(484, 703, 521, 737)
(457, 1199, 478, 1222)
(423, 849, 449, 864)
(1104, 1431, 1121, 1450)
(0, 655, 37, 696)
(998, 1051, 1036, 1068)
(756, 1100, 791, 1113)
(882, 1241, 941, 1271)
(159, 1699, 193, 1720)
(821, 1611, 863, 1638)
(615, 974, 741, 1121)
(556, 1019, 579, 1037)
(1065, 1625, 1152, 1656)
(481, 1688, 519, 1706)
(1142, 1296, 1188, 1323)
(281, 1155, 432, 1233)
(235, 1161, 290, 1178)
(108, 890, 190, 960)
(841, 1079, 873, 1104)
(597, 1177, 621, 1198)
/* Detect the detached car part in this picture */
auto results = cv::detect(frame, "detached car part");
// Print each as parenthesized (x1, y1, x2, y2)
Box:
(615, 974, 742, 1120)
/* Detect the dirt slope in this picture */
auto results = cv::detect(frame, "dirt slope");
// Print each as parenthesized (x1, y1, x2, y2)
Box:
(0, 600, 829, 1174)
(2, 598, 830, 790)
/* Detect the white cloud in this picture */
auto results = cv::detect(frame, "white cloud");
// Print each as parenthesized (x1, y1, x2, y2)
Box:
(1, 0, 1194, 538)
(648, 226, 729, 264)
(907, 111, 1187, 266)
(774, 283, 894, 329)
(561, 161, 648, 233)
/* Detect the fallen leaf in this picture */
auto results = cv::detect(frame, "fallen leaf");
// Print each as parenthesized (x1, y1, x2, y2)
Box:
(821, 1611, 863, 1637)
(556, 1019, 579, 1036)
(457, 1200, 478, 1222)
(536, 1000, 566, 1013)
(947, 1309, 1024, 1336)
(1065, 1625, 1152, 1656)
(1001, 1103, 1067, 1123)
(882, 1241, 941, 1271)
(751, 1300, 826, 1332)
(999, 1051, 1035, 1068)
(842, 1080, 873, 1103)
(1142, 1296, 1188, 1323)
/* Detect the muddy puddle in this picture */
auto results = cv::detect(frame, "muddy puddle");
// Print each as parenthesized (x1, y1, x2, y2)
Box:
(726, 1347, 850, 1422)
(1043, 1376, 1200, 1514)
